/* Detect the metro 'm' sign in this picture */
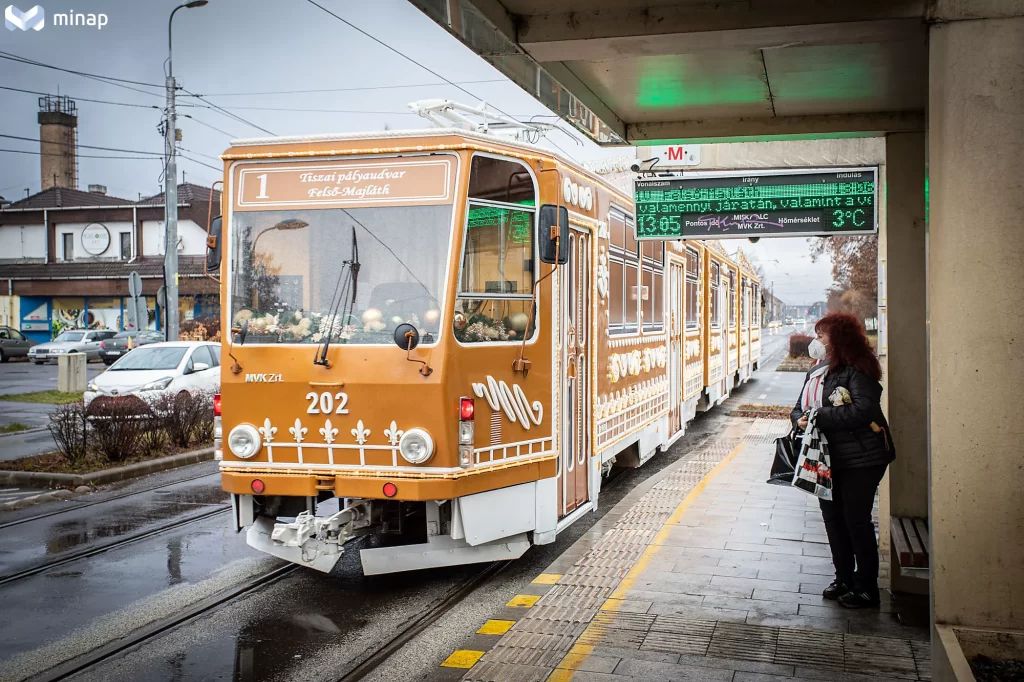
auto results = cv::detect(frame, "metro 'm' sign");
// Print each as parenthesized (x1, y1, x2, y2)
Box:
(645, 144, 701, 166)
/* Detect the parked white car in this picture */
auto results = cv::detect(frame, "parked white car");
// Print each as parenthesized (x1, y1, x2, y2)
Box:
(84, 341, 221, 409)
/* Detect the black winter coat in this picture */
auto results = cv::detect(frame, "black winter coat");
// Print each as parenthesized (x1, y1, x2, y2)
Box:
(790, 363, 896, 470)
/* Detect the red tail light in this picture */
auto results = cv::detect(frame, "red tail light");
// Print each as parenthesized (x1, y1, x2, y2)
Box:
(460, 397, 474, 421)
(99, 341, 106, 348)
(382, 482, 398, 498)
(213, 393, 222, 416)
(251, 479, 265, 494)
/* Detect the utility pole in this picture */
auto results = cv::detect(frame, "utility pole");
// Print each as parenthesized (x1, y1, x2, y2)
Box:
(163, 0, 208, 341)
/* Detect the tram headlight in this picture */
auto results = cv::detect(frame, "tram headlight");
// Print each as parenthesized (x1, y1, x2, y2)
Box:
(398, 428, 433, 464)
(228, 424, 262, 459)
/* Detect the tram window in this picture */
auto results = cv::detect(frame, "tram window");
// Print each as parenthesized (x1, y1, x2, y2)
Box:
(711, 262, 721, 328)
(468, 156, 535, 205)
(610, 212, 625, 250)
(643, 269, 663, 331)
(608, 208, 640, 334)
(728, 269, 737, 329)
(610, 259, 624, 326)
(741, 277, 748, 329)
(625, 265, 639, 329)
(460, 204, 534, 296)
(641, 235, 664, 332)
(685, 248, 700, 329)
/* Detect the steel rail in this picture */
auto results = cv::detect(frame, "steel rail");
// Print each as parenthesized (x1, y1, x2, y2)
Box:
(0, 505, 230, 585)
(336, 560, 510, 682)
(28, 563, 300, 682)
(0, 470, 221, 531)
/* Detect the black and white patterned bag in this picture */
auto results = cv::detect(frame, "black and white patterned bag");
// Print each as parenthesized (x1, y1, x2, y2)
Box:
(792, 409, 833, 501)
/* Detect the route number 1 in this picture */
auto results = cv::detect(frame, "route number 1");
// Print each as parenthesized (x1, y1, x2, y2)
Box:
(306, 391, 350, 415)
(255, 173, 269, 199)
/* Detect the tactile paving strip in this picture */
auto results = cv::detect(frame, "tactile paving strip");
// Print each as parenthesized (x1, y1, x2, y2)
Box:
(744, 417, 792, 444)
(463, 434, 742, 681)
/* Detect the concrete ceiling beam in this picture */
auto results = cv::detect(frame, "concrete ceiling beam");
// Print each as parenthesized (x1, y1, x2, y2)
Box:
(523, 19, 926, 63)
(518, 0, 926, 45)
(628, 110, 925, 143)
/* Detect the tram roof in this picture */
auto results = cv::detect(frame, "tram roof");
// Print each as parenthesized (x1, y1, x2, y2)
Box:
(226, 127, 631, 202)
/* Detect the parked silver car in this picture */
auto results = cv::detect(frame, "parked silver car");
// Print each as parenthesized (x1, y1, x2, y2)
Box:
(0, 326, 36, 362)
(27, 329, 118, 364)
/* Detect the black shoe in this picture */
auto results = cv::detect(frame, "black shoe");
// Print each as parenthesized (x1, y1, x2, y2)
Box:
(838, 590, 881, 609)
(822, 580, 850, 600)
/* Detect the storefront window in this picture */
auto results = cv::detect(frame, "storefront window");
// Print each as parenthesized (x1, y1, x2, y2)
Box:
(52, 297, 86, 333)
(87, 298, 119, 330)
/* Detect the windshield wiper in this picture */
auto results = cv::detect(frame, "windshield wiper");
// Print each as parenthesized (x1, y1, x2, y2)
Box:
(314, 228, 360, 367)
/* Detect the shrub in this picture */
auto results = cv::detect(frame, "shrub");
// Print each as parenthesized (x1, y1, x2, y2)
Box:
(88, 399, 148, 463)
(789, 333, 813, 358)
(47, 401, 88, 463)
(154, 390, 215, 448)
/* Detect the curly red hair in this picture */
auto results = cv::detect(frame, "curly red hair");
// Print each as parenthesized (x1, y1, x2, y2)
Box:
(815, 311, 881, 381)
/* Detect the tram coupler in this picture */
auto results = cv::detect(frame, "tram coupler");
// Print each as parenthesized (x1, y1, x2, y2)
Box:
(247, 502, 370, 573)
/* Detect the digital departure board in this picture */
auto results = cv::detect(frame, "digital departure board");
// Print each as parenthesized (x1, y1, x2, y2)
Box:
(634, 168, 878, 240)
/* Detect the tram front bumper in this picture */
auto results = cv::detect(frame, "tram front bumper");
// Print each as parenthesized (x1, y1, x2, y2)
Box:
(220, 458, 555, 501)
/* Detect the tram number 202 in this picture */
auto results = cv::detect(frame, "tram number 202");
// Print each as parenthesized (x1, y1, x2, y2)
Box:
(305, 391, 350, 415)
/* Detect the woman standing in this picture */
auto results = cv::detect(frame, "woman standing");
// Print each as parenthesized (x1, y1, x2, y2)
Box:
(791, 312, 895, 608)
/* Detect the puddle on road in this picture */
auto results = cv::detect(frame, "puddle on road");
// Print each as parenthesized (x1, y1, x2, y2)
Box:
(43, 488, 227, 556)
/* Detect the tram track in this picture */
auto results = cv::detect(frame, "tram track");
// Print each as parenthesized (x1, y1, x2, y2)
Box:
(0, 504, 230, 586)
(26, 563, 301, 682)
(0, 470, 221, 531)
(337, 560, 510, 682)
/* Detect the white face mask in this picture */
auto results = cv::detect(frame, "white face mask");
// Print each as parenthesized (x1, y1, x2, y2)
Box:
(808, 339, 827, 360)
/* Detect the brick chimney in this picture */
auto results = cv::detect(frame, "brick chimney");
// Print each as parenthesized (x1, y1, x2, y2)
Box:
(38, 95, 78, 191)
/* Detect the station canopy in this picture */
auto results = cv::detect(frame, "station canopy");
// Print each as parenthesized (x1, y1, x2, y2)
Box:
(407, 0, 928, 145)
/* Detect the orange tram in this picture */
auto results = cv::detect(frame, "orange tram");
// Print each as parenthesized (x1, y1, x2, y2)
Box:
(211, 124, 762, 574)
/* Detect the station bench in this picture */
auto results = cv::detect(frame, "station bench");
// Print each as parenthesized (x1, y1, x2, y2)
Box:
(890, 516, 929, 579)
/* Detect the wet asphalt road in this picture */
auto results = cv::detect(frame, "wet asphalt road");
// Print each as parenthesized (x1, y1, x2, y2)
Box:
(0, 348, 800, 682)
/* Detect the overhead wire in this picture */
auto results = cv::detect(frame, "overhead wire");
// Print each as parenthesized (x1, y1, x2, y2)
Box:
(0, 51, 164, 98)
(0, 133, 163, 156)
(0, 147, 161, 160)
(185, 79, 507, 97)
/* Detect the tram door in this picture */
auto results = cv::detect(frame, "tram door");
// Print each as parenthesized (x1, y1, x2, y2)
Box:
(668, 261, 685, 435)
(558, 228, 591, 516)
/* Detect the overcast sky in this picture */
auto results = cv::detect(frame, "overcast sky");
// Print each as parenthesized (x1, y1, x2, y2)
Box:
(0, 0, 835, 304)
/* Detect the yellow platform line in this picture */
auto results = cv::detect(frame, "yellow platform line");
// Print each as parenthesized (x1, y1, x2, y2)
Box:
(533, 573, 563, 585)
(506, 594, 541, 608)
(477, 619, 516, 635)
(440, 649, 485, 669)
(553, 441, 747, 679)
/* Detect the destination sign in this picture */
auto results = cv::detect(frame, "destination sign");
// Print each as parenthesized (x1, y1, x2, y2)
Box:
(634, 168, 878, 240)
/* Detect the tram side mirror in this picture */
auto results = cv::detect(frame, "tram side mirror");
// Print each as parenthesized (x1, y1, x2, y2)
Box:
(538, 204, 569, 265)
(394, 323, 419, 350)
(206, 216, 222, 273)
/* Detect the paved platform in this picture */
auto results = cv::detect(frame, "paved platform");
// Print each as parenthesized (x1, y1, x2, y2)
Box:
(433, 418, 929, 682)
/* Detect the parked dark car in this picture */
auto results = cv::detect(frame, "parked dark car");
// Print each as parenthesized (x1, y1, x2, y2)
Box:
(0, 326, 36, 362)
(99, 330, 165, 365)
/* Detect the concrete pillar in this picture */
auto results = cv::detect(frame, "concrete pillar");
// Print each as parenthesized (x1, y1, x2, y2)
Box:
(928, 12, 1024, 636)
(884, 132, 928, 595)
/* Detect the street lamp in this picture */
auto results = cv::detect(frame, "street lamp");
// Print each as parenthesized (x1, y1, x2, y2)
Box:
(163, 0, 209, 341)
(250, 219, 309, 310)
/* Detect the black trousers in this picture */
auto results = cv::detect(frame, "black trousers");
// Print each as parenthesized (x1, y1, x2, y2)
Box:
(818, 464, 888, 594)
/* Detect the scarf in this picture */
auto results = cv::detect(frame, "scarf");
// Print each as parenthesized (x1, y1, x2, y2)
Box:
(800, 361, 829, 412)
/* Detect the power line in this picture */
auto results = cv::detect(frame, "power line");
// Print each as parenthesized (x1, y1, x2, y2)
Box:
(179, 147, 222, 163)
(219, 105, 418, 115)
(185, 79, 507, 97)
(0, 51, 164, 98)
(181, 114, 241, 139)
(0, 85, 161, 109)
(178, 153, 222, 172)
(178, 88, 275, 136)
(0, 133, 163, 156)
(302, 1, 518, 120)
(0, 147, 160, 160)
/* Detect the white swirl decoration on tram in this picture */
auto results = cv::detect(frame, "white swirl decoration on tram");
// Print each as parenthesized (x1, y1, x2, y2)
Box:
(472, 376, 544, 430)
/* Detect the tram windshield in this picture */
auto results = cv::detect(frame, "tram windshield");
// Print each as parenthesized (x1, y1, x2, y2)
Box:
(229, 205, 453, 345)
